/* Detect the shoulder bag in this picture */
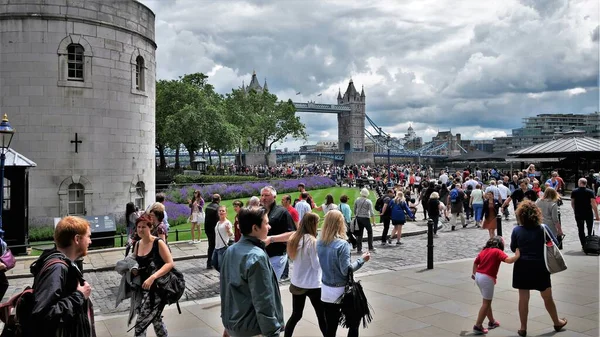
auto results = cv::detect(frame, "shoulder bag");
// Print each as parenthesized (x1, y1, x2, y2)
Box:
(0, 249, 16, 271)
(542, 225, 567, 274)
(335, 267, 373, 329)
(217, 223, 233, 248)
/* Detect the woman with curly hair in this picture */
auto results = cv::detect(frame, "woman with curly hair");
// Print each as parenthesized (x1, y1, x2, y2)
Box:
(510, 200, 567, 336)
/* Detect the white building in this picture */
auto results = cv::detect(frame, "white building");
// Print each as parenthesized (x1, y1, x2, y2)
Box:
(0, 0, 156, 226)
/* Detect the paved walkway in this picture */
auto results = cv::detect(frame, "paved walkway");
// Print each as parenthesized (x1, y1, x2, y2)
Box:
(94, 249, 599, 337)
(8, 219, 433, 278)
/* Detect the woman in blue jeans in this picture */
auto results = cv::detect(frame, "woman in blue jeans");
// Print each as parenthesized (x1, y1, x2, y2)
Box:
(470, 184, 484, 227)
(317, 210, 370, 337)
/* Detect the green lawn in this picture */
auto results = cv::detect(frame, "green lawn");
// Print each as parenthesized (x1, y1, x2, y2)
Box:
(165, 186, 378, 242)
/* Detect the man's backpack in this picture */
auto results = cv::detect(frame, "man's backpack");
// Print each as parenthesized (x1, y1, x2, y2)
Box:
(450, 189, 459, 203)
(374, 196, 384, 213)
(0, 259, 68, 337)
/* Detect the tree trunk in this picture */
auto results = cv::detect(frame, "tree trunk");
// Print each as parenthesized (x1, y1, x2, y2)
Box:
(157, 144, 166, 169)
(175, 147, 180, 169)
(238, 146, 242, 167)
(185, 145, 196, 168)
(218, 151, 222, 167)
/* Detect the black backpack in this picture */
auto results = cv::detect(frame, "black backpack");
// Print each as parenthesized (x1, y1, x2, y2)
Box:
(374, 197, 384, 212)
(0, 259, 68, 337)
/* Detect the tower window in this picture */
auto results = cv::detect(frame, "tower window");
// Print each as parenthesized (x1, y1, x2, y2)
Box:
(135, 56, 145, 91)
(67, 44, 84, 81)
(135, 181, 145, 210)
(3, 177, 10, 211)
(68, 183, 85, 215)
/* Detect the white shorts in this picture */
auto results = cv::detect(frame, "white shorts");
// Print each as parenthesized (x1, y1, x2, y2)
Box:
(475, 272, 495, 300)
(191, 212, 205, 224)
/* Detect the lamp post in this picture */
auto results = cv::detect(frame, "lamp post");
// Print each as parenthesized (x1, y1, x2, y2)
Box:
(0, 114, 15, 238)
(386, 135, 392, 188)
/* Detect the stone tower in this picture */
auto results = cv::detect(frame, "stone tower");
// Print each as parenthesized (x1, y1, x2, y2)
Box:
(0, 0, 156, 227)
(337, 79, 366, 152)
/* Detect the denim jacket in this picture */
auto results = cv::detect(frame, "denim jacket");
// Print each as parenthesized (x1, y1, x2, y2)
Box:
(317, 238, 364, 287)
(220, 235, 284, 337)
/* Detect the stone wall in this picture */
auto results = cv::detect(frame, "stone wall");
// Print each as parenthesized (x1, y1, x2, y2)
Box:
(0, 0, 156, 226)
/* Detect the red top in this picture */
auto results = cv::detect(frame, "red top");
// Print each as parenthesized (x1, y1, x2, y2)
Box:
(234, 216, 241, 242)
(286, 205, 300, 224)
(474, 248, 508, 283)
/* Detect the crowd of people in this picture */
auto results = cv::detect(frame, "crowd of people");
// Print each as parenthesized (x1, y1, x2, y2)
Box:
(5, 161, 599, 337)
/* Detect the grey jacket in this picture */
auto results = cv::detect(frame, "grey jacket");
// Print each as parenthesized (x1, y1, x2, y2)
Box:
(115, 255, 142, 325)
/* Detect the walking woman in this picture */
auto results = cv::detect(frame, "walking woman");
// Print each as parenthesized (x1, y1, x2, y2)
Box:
(189, 190, 205, 244)
(317, 210, 370, 337)
(536, 188, 562, 237)
(285, 213, 327, 337)
(126, 202, 140, 239)
(388, 191, 415, 245)
(353, 188, 376, 253)
(314, 194, 338, 214)
(482, 191, 501, 239)
(470, 184, 485, 228)
(132, 214, 174, 337)
(510, 201, 567, 337)
(427, 192, 445, 237)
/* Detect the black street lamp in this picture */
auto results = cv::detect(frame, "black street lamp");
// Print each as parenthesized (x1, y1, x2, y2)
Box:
(0, 114, 15, 238)
(386, 135, 392, 188)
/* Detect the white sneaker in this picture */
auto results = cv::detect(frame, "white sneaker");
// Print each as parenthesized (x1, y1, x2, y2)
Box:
(188, 240, 194, 244)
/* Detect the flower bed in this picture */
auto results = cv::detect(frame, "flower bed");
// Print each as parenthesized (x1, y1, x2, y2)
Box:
(164, 176, 336, 204)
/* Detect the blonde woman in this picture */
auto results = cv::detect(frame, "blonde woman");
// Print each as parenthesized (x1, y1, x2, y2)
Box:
(535, 188, 562, 237)
(285, 213, 326, 337)
(387, 191, 415, 245)
(317, 210, 370, 337)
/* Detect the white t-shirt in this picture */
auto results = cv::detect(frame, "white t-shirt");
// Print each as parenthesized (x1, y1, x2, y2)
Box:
(439, 174, 449, 185)
(322, 203, 338, 214)
(291, 234, 321, 289)
(215, 220, 233, 250)
(497, 184, 510, 200)
(471, 189, 484, 204)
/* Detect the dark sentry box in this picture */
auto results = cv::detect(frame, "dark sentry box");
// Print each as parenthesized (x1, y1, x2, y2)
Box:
(84, 215, 116, 248)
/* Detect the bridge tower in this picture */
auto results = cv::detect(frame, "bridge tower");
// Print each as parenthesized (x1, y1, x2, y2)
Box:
(337, 79, 366, 152)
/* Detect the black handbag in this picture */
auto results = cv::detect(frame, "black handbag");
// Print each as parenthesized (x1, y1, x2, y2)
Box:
(335, 268, 373, 329)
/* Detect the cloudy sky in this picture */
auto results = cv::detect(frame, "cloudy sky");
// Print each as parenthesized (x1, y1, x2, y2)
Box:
(140, 0, 599, 150)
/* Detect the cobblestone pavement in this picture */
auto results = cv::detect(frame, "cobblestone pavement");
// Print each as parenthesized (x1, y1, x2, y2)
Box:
(4, 203, 592, 316)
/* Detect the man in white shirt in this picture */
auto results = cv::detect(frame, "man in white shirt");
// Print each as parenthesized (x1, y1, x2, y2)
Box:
(497, 181, 511, 219)
(485, 180, 502, 201)
(439, 171, 449, 185)
(294, 192, 312, 221)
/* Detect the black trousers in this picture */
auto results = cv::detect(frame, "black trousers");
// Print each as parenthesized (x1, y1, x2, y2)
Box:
(575, 215, 594, 248)
(285, 288, 326, 337)
(204, 224, 216, 267)
(421, 201, 428, 219)
(323, 302, 358, 337)
(430, 215, 439, 234)
(381, 216, 391, 243)
(356, 217, 373, 252)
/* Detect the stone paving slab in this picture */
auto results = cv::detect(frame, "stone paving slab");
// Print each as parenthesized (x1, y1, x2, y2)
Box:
(7, 220, 432, 279)
(93, 250, 599, 337)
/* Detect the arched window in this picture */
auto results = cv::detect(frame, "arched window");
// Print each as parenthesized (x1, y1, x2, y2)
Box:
(67, 44, 85, 81)
(2, 177, 10, 211)
(135, 181, 145, 210)
(68, 183, 85, 215)
(135, 56, 145, 91)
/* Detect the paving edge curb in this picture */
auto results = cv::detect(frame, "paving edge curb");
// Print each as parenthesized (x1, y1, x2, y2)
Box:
(7, 225, 438, 279)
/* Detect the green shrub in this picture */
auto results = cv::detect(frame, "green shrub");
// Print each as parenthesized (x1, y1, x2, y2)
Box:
(173, 175, 272, 184)
(29, 226, 55, 242)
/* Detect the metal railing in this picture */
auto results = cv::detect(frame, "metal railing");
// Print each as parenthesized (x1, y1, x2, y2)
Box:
(9, 228, 197, 251)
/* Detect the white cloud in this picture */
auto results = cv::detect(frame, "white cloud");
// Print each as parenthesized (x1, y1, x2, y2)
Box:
(140, 0, 599, 150)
